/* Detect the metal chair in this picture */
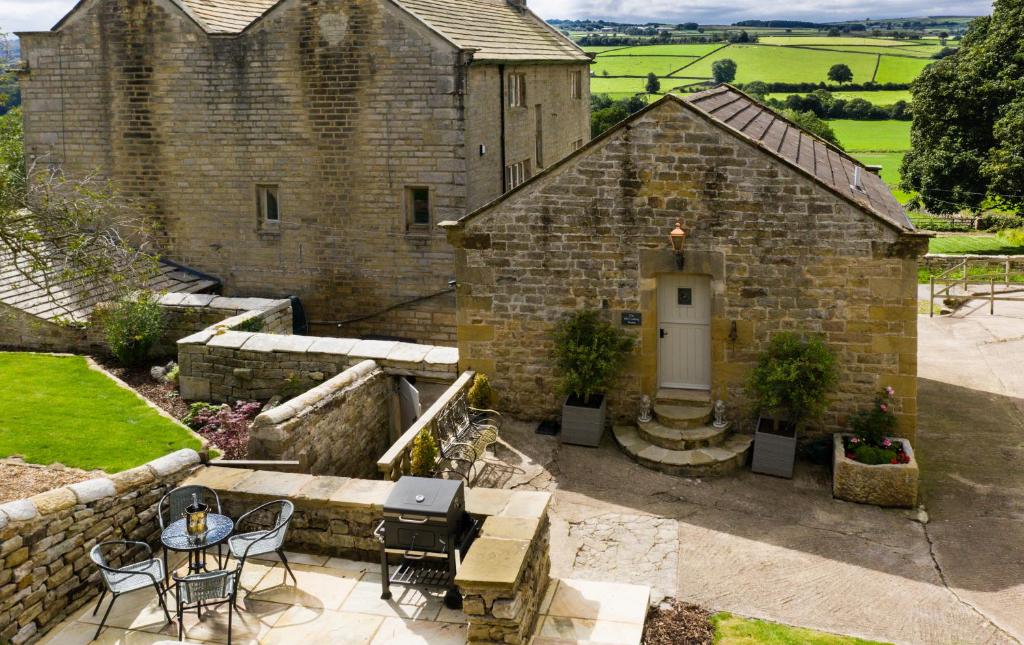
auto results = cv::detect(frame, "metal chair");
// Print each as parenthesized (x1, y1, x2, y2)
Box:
(158, 485, 224, 574)
(90, 541, 172, 640)
(228, 500, 296, 602)
(174, 569, 237, 644)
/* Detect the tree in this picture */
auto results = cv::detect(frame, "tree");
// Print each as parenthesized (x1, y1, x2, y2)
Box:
(828, 63, 854, 84)
(711, 59, 738, 83)
(645, 73, 660, 94)
(780, 109, 843, 149)
(901, 2, 1024, 213)
(827, 27, 842, 37)
(591, 94, 647, 137)
(744, 81, 770, 100)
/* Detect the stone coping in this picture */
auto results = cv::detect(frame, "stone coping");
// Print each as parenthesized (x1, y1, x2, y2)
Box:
(0, 449, 202, 529)
(252, 360, 379, 426)
(158, 293, 289, 311)
(182, 466, 551, 591)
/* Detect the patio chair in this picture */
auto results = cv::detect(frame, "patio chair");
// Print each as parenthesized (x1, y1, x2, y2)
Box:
(90, 541, 172, 640)
(228, 500, 296, 602)
(158, 485, 224, 571)
(174, 569, 237, 644)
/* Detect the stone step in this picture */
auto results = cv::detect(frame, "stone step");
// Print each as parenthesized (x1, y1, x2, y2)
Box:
(655, 388, 711, 407)
(613, 425, 752, 478)
(652, 402, 713, 429)
(638, 419, 730, 450)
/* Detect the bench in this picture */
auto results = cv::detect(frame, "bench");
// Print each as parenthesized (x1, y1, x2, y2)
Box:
(432, 393, 500, 482)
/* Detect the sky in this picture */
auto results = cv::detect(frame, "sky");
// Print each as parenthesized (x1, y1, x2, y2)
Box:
(0, 0, 992, 33)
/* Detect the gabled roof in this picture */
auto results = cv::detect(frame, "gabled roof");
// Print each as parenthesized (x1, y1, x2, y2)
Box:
(51, 0, 588, 61)
(0, 253, 220, 324)
(683, 85, 911, 230)
(391, 0, 589, 62)
(454, 86, 913, 232)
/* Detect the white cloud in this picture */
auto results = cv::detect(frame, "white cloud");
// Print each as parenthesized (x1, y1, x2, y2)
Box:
(1, 0, 78, 32)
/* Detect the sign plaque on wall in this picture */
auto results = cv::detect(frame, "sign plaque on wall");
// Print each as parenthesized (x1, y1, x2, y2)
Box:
(621, 312, 642, 326)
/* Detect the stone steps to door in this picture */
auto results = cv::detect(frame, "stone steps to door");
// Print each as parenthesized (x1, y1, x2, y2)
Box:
(638, 419, 730, 451)
(613, 425, 753, 478)
(653, 402, 713, 429)
(654, 388, 711, 407)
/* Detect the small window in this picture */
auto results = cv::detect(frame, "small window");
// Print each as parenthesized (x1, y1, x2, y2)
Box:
(257, 185, 280, 224)
(571, 138, 584, 152)
(570, 70, 583, 99)
(406, 187, 431, 228)
(508, 73, 526, 107)
(506, 160, 531, 191)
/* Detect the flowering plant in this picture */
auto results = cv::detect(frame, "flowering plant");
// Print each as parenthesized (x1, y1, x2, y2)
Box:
(843, 387, 909, 465)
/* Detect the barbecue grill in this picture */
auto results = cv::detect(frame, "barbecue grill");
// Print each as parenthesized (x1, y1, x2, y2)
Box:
(375, 476, 478, 609)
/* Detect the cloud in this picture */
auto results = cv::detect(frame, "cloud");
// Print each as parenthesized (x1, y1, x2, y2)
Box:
(0, 0, 77, 32)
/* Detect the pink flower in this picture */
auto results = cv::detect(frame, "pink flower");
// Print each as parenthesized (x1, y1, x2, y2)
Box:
(882, 438, 892, 447)
(880, 403, 888, 412)
(850, 436, 860, 444)
(885, 386, 895, 397)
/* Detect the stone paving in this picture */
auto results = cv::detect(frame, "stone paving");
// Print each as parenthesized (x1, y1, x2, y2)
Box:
(482, 294, 1024, 645)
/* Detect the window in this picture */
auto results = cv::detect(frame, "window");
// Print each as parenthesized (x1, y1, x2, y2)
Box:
(534, 105, 544, 168)
(406, 186, 431, 228)
(571, 138, 584, 152)
(257, 185, 280, 225)
(570, 70, 583, 99)
(508, 73, 526, 107)
(506, 160, 531, 191)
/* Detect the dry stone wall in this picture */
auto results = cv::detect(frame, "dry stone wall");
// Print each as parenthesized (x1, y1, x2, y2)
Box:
(156, 294, 292, 356)
(449, 98, 927, 441)
(0, 304, 103, 354)
(0, 449, 202, 645)
(248, 360, 393, 478)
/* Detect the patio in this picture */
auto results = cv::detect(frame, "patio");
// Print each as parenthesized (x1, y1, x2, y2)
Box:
(37, 551, 649, 644)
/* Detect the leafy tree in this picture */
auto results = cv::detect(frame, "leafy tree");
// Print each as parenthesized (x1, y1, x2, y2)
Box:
(645, 73, 660, 94)
(827, 27, 842, 37)
(827, 63, 854, 84)
(901, 2, 1024, 213)
(711, 59, 738, 83)
(743, 81, 769, 100)
(590, 94, 647, 137)
(780, 109, 843, 149)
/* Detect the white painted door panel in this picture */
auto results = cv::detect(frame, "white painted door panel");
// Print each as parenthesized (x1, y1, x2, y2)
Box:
(658, 275, 711, 389)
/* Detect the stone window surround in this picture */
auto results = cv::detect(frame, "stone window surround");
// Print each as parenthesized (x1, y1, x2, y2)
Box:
(256, 183, 281, 237)
(569, 70, 583, 100)
(404, 185, 432, 232)
(508, 72, 527, 108)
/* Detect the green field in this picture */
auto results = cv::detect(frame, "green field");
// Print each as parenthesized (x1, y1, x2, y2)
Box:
(792, 44, 939, 58)
(758, 35, 910, 47)
(0, 353, 202, 472)
(875, 56, 933, 83)
(592, 56, 696, 77)
(593, 43, 726, 57)
(679, 45, 881, 83)
(767, 90, 912, 104)
(828, 120, 911, 152)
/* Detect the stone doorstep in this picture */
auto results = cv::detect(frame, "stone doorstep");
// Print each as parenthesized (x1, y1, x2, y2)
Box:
(652, 402, 714, 429)
(613, 425, 753, 476)
(638, 418, 729, 450)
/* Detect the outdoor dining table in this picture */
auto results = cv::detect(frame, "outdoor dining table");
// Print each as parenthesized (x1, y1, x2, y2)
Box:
(160, 513, 234, 583)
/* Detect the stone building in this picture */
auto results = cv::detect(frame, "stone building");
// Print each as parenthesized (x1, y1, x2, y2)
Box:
(15, 0, 591, 345)
(445, 86, 928, 472)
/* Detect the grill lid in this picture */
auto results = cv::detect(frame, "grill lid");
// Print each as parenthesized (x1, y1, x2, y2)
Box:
(385, 476, 463, 515)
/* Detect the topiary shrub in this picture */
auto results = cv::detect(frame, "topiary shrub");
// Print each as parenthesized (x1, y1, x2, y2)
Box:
(410, 428, 439, 477)
(748, 332, 838, 429)
(467, 373, 496, 409)
(94, 292, 165, 366)
(551, 310, 635, 405)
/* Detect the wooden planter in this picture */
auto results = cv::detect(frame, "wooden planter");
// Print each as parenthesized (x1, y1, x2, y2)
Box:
(833, 434, 919, 508)
(751, 416, 798, 478)
(561, 394, 606, 447)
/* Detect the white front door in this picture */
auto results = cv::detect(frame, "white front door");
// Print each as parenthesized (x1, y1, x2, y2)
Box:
(657, 274, 711, 389)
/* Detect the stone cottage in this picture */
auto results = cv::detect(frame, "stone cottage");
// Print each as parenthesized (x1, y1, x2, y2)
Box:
(15, 0, 591, 345)
(445, 86, 928, 473)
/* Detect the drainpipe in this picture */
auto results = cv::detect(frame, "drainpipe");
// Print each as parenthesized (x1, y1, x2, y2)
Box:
(498, 64, 507, 192)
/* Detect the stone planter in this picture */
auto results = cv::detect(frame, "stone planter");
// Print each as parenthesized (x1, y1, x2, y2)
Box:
(832, 434, 919, 508)
(751, 416, 797, 478)
(561, 394, 606, 447)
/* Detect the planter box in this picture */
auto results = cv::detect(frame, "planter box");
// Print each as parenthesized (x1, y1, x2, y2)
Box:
(561, 394, 606, 447)
(751, 416, 797, 478)
(833, 434, 919, 508)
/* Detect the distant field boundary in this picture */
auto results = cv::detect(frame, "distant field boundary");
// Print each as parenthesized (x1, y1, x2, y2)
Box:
(598, 53, 701, 59)
(871, 54, 882, 82)
(667, 43, 731, 76)
(766, 43, 937, 60)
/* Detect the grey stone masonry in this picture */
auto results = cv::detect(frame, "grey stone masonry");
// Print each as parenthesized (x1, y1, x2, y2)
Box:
(0, 449, 202, 645)
(156, 294, 292, 356)
(248, 360, 393, 478)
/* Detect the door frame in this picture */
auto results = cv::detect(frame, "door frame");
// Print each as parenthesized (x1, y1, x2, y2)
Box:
(656, 273, 712, 390)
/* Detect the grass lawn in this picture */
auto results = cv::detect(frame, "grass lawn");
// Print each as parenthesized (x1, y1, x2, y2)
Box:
(712, 613, 888, 644)
(928, 235, 1024, 255)
(0, 353, 202, 472)
(677, 44, 879, 84)
(827, 119, 911, 152)
(766, 90, 912, 104)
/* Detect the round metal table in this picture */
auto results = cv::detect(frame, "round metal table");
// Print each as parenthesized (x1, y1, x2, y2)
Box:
(160, 513, 234, 580)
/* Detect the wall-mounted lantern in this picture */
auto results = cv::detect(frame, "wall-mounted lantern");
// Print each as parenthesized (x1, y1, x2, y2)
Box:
(669, 221, 686, 270)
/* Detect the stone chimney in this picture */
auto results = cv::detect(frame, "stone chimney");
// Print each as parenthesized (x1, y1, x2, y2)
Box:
(507, 0, 527, 12)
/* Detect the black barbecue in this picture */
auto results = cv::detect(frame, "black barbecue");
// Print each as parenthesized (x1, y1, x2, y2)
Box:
(375, 476, 479, 609)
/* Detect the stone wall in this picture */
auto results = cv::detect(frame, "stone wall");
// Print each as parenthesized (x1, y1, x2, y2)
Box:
(249, 360, 394, 478)
(315, 290, 458, 347)
(448, 98, 927, 441)
(156, 294, 292, 356)
(178, 325, 459, 402)
(0, 449, 202, 645)
(0, 304, 104, 355)
(18, 0, 590, 345)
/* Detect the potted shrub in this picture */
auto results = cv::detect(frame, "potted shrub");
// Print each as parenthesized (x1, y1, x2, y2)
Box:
(552, 310, 634, 446)
(748, 332, 838, 478)
(833, 387, 919, 507)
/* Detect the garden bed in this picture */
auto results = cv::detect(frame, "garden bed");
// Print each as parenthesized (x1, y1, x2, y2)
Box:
(833, 434, 919, 508)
